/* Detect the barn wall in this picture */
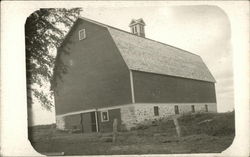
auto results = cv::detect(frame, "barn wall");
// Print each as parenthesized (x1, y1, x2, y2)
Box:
(81, 112, 93, 133)
(56, 114, 82, 131)
(97, 108, 121, 132)
(56, 103, 216, 131)
(64, 114, 82, 130)
(133, 103, 217, 125)
(55, 19, 132, 115)
(133, 71, 216, 103)
(206, 103, 217, 112)
(96, 104, 137, 131)
(56, 116, 65, 130)
(120, 105, 136, 130)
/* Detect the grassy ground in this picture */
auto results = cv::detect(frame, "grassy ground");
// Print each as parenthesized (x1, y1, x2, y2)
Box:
(29, 112, 235, 155)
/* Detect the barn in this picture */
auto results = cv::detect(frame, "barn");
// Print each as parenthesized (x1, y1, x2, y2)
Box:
(53, 17, 217, 133)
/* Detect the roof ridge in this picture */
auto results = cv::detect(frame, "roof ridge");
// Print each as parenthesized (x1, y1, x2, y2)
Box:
(79, 16, 199, 57)
(79, 16, 108, 28)
(79, 16, 137, 35)
(132, 33, 199, 57)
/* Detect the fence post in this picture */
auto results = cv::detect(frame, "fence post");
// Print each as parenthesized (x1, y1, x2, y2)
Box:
(113, 118, 118, 143)
(173, 116, 181, 137)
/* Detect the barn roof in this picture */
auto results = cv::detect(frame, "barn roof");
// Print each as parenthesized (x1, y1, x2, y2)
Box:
(129, 18, 145, 26)
(78, 17, 216, 82)
(108, 28, 215, 82)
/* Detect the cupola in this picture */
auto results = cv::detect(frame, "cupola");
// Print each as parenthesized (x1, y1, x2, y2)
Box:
(129, 18, 145, 37)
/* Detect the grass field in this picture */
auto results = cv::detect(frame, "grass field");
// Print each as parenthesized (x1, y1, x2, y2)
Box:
(29, 111, 235, 155)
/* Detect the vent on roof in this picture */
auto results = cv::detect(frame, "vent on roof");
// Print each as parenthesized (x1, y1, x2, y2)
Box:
(129, 18, 145, 37)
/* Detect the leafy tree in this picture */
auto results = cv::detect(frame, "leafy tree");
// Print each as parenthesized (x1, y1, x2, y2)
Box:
(25, 8, 82, 110)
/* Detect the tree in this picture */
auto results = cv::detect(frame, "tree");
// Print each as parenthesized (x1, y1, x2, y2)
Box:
(25, 8, 82, 110)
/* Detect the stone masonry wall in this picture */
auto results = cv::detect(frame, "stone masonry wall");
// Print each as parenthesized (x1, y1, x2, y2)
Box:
(56, 116, 65, 130)
(120, 104, 136, 130)
(133, 103, 217, 125)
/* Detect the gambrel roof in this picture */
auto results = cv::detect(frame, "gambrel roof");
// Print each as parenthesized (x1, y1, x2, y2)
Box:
(108, 28, 215, 82)
(63, 17, 216, 83)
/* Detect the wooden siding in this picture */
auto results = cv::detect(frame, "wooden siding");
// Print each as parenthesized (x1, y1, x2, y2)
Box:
(81, 112, 93, 133)
(55, 20, 132, 115)
(97, 108, 121, 133)
(64, 114, 81, 130)
(63, 112, 96, 133)
(133, 71, 216, 103)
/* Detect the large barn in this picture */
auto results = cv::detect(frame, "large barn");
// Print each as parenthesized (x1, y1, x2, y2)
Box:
(53, 17, 217, 133)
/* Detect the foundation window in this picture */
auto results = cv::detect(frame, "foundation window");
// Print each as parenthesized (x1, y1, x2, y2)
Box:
(174, 105, 179, 114)
(79, 29, 86, 40)
(191, 105, 195, 113)
(101, 111, 109, 122)
(205, 104, 208, 112)
(154, 106, 159, 116)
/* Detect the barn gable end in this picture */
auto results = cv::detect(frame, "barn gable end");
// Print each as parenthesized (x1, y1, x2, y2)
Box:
(54, 19, 132, 115)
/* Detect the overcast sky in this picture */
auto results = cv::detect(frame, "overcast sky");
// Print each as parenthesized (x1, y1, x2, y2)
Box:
(30, 4, 235, 126)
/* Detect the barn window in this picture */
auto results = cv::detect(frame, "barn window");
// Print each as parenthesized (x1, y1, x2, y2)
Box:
(101, 111, 109, 122)
(205, 104, 208, 112)
(174, 105, 179, 114)
(79, 29, 86, 40)
(191, 105, 195, 113)
(154, 106, 159, 116)
(134, 26, 137, 33)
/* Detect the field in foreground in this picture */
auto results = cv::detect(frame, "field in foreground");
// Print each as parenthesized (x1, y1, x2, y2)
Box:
(29, 112, 235, 155)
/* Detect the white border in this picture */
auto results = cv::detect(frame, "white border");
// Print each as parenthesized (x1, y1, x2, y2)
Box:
(1, 1, 249, 156)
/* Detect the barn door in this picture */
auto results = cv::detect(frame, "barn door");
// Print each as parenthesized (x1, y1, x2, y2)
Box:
(81, 112, 98, 133)
(90, 112, 97, 132)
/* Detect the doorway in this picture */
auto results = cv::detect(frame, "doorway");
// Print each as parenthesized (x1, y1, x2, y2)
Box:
(80, 111, 98, 133)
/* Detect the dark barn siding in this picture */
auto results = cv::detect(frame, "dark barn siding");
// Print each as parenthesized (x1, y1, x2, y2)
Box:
(98, 109, 121, 133)
(55, 20, 132, 115)
(64, 112, 97, 133)
(133, 71, 216, 103)
(64, 114, 82, 130)
(81, 112, 93, 133)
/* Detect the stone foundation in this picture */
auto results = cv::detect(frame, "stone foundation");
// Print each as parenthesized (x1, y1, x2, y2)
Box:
(56, 103, 217, 131)
(56, 116, 65, 130)
(120, 105, 136, 130)
(123, 103, 217, 130)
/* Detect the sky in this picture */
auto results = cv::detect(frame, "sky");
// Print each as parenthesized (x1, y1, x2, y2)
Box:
(29, 4, 235, 126)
